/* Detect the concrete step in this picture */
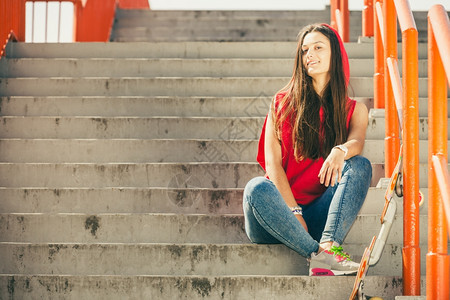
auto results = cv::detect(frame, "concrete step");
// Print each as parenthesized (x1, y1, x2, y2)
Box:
(4, 42, 427, 59)
(0, 139, 255, 163)
(110, 27, 363, 42)
(0, 213, 430, 244)
(1, 77, 437, 98)
(0, 139, 257, 163)
(0, 117, 265, 139)
(0, 184, 432, 214)
(0, 115, 446, 140)
(111, 34, 357, 43)
(0, 162, 263, 188)
(0, 242, 430, 276)
(369, 114, 450, 140)
(113, 7, 431, 21)
(0, 162, 441, 188)
(0, 139, 447, 163)
(362, 140, 450, 163)
(111, 26, 429, 40)
(0, 58, 430, 78)
(112, 32, 430, 43)
(113, 17, 341, 29)
(114, 9, 330, 20)
(0, 187, 426, 215)
(1, 96, 448, 118)
(113, 13, 431, 29)
(1, 58, 295, 78)
(0, 275, 416, 300)
(0, 77, 288, 97)
(0, 187, 245, 214)
(0, 96, 274, 117)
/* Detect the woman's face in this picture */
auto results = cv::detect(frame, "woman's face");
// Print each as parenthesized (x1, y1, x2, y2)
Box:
(301, 31, 332, 80)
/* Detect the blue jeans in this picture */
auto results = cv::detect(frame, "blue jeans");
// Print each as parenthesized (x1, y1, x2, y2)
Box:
(243, 155, 372, 258)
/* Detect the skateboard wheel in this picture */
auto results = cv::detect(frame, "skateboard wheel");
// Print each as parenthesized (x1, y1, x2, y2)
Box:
(368, 297, 383, 300)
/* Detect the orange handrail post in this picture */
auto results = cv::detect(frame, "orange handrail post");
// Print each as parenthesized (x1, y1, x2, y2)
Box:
(383, 0, 400, 177)
(393, 0, 420, 295)
(363, 0, 374, 37)
(373, 0, 385, 108)
(340, 0, 349, 42)
(427, 5, 450, 300)
(432, 154, 450, 236)
(330, 0, 349, 42)
(330, 0, 338, 31)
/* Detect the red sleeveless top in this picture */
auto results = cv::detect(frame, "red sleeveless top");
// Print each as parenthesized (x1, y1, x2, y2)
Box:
(256, 93, 356, 205)
(256, 23, 354, 205)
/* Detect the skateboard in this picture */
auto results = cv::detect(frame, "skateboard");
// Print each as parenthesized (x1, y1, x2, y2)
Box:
(370, 93, 424, 266)
(349, 236, 378, 300)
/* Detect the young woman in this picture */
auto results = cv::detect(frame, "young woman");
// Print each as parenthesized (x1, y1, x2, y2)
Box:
(243, 23, 372, 276)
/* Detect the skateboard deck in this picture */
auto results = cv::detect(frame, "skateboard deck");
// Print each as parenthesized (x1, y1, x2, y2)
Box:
(349, 236, 376, 300)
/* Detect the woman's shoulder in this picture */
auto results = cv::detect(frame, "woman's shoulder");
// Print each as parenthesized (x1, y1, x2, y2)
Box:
(276, 91, 288, 97)
(353, 101, 368, 114)
(348, 101, 369, 122)
(275, 91, 288, 102)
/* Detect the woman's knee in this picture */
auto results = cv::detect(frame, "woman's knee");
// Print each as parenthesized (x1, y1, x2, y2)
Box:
(347, 155, 372, 182)
(243, 177, 277, 206)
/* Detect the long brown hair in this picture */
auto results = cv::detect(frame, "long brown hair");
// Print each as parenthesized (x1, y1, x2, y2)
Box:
(271, 24, 349, 160)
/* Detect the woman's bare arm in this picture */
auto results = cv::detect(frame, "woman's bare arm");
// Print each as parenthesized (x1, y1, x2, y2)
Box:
(265, 111, 308, 231)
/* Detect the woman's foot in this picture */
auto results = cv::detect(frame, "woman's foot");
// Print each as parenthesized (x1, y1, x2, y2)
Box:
(309, 246, 359, 276)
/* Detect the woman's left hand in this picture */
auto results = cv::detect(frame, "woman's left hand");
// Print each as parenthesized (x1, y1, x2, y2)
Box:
(318, 148, 345, 187)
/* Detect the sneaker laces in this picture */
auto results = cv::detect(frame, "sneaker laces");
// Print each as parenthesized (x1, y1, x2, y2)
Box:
(329, 246, 351, 261)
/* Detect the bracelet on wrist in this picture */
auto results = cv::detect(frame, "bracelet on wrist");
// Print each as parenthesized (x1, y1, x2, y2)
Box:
(333, 144, 348, 157)
(289, 205, 303, 216)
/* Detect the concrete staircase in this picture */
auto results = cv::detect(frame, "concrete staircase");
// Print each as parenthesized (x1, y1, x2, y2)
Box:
(0, 7, 449, 299)
(110, 7, 435, 42)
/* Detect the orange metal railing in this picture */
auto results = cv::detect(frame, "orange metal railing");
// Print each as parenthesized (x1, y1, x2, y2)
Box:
(363, 0, 374, 37)
(330, 0, 349, 42)
(1, 0, 149, 56)
(393, 0, 420, 295)
(427, 4, 450, 299)
(374, 0, 421, 295)
(373, 0, 385, 108)
(432, 155, 450, 236)
(374, 0, 400, 177)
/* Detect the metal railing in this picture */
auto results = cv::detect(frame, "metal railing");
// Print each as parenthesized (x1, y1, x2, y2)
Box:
(393, 0, 420, 295)
(374, 0, 421, 295)
(427, 4, 450, 299)
(363, 0, 374, 37)
(330, 0, 349, 42)
(374, 0, 401, 177)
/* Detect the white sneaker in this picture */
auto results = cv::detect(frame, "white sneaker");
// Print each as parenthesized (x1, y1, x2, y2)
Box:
(309, 246, 359, 276)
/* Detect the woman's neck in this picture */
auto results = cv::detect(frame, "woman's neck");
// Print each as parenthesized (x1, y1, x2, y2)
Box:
(312, 74, 330, 97)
